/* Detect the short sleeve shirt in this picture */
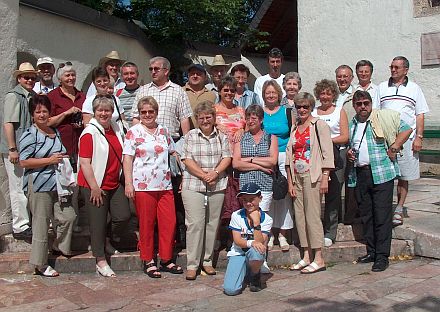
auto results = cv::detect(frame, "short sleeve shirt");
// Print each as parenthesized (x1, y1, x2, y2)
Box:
(227, 208, 273, 257)
(82, 95, 124, 122)
(123, 123, 175, 191)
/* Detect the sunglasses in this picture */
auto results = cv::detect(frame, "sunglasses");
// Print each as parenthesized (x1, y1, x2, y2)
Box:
(389, 65, 404, 70)
(148, 67, 166, 72)
(295, 105, 310, 110)
(58, 61, 73, 68)
(222, 88, 236, 93)
(354, 100, 371, 107)
(22, 75, 36, 81)
(140, 109, 156, 115)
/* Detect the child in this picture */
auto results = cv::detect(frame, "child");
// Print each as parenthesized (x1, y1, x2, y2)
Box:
(223, 182, 273, 295)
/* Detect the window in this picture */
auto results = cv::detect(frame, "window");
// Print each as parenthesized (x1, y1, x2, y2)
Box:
(431, 0, 440, 7)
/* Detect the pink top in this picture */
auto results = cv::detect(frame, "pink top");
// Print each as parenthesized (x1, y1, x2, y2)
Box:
(214, 104, 246, 149)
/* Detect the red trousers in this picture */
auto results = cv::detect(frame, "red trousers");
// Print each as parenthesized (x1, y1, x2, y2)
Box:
(135, 190, 176, 262)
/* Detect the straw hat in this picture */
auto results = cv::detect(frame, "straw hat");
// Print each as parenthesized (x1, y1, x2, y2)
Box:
(13, 62, 38, 78)
(209, 55, 230, 68)
(99, 50, 124, 66)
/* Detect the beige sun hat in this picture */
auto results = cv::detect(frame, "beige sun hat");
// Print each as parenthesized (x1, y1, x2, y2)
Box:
(13, 62, 38, 78)
(209, 55, 230, 68)
(99, 50, 124, 66)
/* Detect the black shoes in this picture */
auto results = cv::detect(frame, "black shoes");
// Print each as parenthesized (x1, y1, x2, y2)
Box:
(12, 228, 32, 241)
(249, 273, 262, 292)
(357, 254, 375, 263)
(372, 259, 389, 272)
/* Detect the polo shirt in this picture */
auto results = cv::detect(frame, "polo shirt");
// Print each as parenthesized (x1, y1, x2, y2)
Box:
(336, 85, 353, 108)
(354, 82, 380, 109)
(379, 77, 429, 134)
(234, 89, 261, 109)
(183, 83, 216, 126)
(253, 74, 285, 104)
(228, 208, 273, 257)
(116, 86, 140, 124)
(47, 87, 86, 155)
(82, 95, 124, 122)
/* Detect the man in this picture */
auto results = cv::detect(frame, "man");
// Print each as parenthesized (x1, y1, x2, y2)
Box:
(116, 62, 141, 126)
(354, 60, 380, 109)
(183, 64, 216, 127)
(223, 182, 273, 295)
(0, 62, 37, 240)
(254, 48, 286, 103)
(87, 50, 125, 97)
(335, 65, 354, 109)
(379, 56, 429, 226)
(33, 57, 57, 94)
(230, 64, 261, 109)
(348, 91, 412, 272)
(205, 55, 230, 97)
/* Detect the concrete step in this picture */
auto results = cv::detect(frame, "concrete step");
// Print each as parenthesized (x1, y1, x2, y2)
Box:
(0, 239, 413, 274)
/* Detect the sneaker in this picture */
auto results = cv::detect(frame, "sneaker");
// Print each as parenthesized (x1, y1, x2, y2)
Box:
(260, 260, 271, 274)
(278, 234, 290, 251)
(249, 272, 262, 292)
(324, 237, 333, 247)
(13, 228, 32, 241)
(267, 236, 274, 251)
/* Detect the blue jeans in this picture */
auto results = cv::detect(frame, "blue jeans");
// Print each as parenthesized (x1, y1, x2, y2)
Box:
(223, 248, 264, 296)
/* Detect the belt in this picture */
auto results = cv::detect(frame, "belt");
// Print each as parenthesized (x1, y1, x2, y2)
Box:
(356, 165, 371, 171)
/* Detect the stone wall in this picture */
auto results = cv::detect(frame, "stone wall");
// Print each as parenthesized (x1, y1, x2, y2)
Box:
(297, 0, 440, 127)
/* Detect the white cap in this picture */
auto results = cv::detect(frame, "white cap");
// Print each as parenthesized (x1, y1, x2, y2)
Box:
(36, 57, 54, 67)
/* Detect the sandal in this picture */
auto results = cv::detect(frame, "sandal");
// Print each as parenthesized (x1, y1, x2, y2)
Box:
(393, 211, 403, 227)
(143, 261, 161, 278)
(300, 262, 326, 274)
(34, 265, 59, 277)
(96, 264, 116, 277)
(267, 236, 274, 251)
(160, 261, 183, 274)
(289, 259, 310, 271)
(278, 235, 290, 251)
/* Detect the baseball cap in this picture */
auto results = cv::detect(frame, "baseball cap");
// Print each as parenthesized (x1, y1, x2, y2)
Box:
(236, 182, 262, 198)
(36, 57, 54, 67)
(187, 63, 206, 74)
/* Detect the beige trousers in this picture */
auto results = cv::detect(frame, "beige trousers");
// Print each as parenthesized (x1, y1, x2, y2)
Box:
(293, 171, 324, 249)
(182, 189, 224, 270)
(28, 179, 76, 266)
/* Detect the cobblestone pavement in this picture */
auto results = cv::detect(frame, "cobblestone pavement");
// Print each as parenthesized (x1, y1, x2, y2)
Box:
(0, 258, 439, 312)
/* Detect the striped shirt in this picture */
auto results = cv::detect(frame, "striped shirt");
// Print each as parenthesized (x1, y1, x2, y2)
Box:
(117, 86, 139, 125)
(181, 128, 231, 192)
(132, 81, 193, 137)
(239, 131, 272, 192)
(19, 125, 66, 192)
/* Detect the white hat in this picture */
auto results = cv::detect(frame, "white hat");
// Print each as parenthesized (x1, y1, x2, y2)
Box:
(36, 57, 54, 67)
(209, 55, 230, 68)
(13, 62, 38, 78)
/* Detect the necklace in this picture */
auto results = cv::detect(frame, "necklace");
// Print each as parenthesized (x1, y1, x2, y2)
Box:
(141, 122, 157, 134)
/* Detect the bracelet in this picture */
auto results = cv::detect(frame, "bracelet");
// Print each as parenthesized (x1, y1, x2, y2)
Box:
(417, 134, 423, 139)
(214, 169, 219, 175)
(250, 158, 253, 163)
(322, 171, 329, 175)
(246, 240, 254, 248)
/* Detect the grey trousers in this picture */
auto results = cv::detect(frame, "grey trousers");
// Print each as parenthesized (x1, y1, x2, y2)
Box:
(28, 181, 76, 266)
(181, 189, 224, 270)
(81, 185, 130, 258)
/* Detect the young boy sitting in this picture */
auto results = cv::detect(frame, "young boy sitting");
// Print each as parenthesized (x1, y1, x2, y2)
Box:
(223, 182, 273, 295)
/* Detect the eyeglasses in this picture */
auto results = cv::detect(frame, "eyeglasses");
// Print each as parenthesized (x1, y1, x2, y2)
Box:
(140, 109, 156, 115)
(22, 75, 36, 81)
(389, 65, 405, 70)
(295, 105, 310, 110)
(354, 100, 371, 107)
(148, 67, 166, 72)
(58, 61, 72, 68)
(197, 116, 213, 121)
(222, 88, 236, 93)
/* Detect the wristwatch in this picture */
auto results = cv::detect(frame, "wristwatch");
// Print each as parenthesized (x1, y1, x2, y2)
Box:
(390, 147, 399, 153)
(417, 134, 423, 139)
(8, 147, 17, 152)
(214, 169, 219, 175)
(253, 225, 261, 231)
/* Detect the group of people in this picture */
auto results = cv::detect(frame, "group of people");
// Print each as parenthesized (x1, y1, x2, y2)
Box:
(0, 47, 429, 295)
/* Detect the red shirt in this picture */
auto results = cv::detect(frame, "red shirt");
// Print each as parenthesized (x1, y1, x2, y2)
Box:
(47, 87, 86, 155)
(77, 128, 122, 190)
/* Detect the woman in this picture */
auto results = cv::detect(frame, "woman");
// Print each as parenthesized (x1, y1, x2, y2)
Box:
(286, 92, 334, 274)
(312, 79, 349, 247)
(19, 94, 76, 277)
(47, 62, 86, 233)
(281, 72, 302, 108)
(233, 104, 278, 272)
(123, 96, 183, 278)
(82, 67, 126, 126)
(181, 101, 232, 280)
(77, 96, 130, 277)
(214, 76, 246, 222)
(262, 80, 295, 251)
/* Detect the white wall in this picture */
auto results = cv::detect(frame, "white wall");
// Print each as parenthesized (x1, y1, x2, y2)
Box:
(17, 6, 153, 91)
(298, 0, 440, 126)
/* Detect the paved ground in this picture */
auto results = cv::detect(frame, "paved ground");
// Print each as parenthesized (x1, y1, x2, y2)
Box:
(1, 258, 439, 312)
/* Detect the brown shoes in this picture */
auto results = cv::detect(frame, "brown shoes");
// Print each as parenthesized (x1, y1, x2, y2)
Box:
(186, 269, 197, 280)
(202, 266, 216, 275)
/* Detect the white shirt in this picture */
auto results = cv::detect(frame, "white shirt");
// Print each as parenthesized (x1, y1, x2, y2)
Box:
(86, 77, 126, 97)
(33, 81, 57, 94)
(335, 85, 353, 108)
(253, 74, 286, 104)
(351, 121, 370, 167)
(312, 106, 342, 139)
(82, 95, 124, 122)
(227, 208, 273, 257)
(354, 82, 380, 109)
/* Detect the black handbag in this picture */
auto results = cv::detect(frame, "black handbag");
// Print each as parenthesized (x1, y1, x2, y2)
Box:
(272, 165, 288, 200)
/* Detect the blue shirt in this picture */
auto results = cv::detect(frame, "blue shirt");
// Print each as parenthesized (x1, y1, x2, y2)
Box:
(233, 89, 262, 109)
(263, 106, 290, 152)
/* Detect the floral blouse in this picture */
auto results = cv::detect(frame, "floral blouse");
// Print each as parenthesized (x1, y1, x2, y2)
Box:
(293, 127, 311, 173)
(123, 123, 175, 191)
(214, 104, 246, 145)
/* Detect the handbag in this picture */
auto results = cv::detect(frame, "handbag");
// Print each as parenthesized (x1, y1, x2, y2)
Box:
(272, 165, 288, 200)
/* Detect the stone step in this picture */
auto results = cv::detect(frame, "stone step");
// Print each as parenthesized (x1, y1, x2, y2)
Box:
(335, 223, 363, 242)
(0, 239, 413, 274)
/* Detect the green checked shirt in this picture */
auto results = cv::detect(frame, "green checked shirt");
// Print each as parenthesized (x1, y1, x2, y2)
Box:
(348, 116, 411, 187)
